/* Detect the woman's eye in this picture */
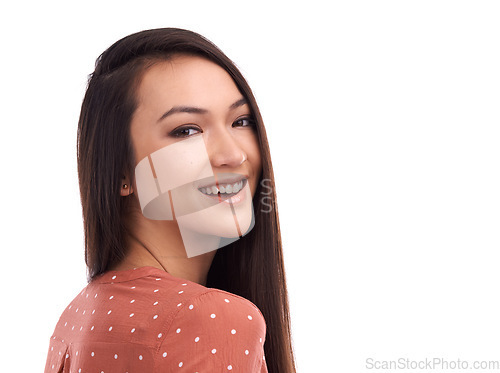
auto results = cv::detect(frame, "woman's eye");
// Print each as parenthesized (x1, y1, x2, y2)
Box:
(170, 126, 202, 138)
(233, 117, 256, 128)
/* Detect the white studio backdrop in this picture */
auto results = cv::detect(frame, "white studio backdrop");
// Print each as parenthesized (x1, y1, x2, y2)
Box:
(1, 1, 499, 372)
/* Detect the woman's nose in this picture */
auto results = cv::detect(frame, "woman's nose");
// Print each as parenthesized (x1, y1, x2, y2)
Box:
(205, 129, 247, 169)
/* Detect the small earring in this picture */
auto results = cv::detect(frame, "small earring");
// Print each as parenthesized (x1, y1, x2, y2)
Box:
(123, 184, 128, 189)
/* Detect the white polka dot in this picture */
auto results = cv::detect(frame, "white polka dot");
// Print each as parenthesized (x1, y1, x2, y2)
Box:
(92, 309, 95, 314)
(80, 326, 83, 331)
(211, 349, 217, 354)
(158, 333, 163, 338)
(109, 295, 114, 300)
(156, 278, 161, 281)
(154, 289, 159, 293)
(194, 337, 200, 342)
(177, 303, 182, 307)
(176, 328, 181, 333)
(260, 337, 262, 343)
(94, 294, 98, 298)
(153, 301, 159, 306)
(245, 350, 249, 355)
(231, 329, 236, 334)
(162, 352, 167, 357)
(112, 275, 116, 280)
(91, 325, 94, 331)
(210, 313, 216, 319)
(131, 286, 136, 289)
(130, 299, 135, 303)
(139, 355, 143, 360)
(82, 310, 86, 315)
(107, 310, 112, 315)
(179, 362, 183, 367)
(65, 353, 69, 359)
(131, 328, 136, 333)
(224, 298, 230, 303)
(64, 322, 67, 327)
(188, 304, 194, 310)
(129, 313, 134, 317)
(248, 315, 253, 320)
(153, 314, 158, 320)
(114, 354, 118, 359)
(182, 283, 187, 286)
(227, 365, 233, 370)
(75, 308, 79, 312)
(108, 326, 113, 331)
(178, 290, 184, 294)
(76, 351, 79, 356)
(91, 352, 95, 357)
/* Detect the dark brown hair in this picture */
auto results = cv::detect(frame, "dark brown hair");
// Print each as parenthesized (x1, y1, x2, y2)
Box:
(77, 28, 295, 373)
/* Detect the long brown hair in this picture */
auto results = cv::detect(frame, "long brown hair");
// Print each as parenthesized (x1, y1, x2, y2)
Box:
(77, 28, 296, 373)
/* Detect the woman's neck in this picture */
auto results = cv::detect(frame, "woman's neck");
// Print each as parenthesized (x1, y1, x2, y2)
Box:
(112, 211, 217, 286)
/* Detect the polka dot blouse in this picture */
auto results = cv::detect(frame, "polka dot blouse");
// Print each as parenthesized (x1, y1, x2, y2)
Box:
(44, 266, 268, 372)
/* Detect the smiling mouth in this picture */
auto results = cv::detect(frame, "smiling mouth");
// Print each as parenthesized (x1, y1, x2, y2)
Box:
(198, 179, 247, 198)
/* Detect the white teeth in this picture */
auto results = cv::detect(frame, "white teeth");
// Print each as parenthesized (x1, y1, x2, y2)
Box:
(200, 180, 245, 196)
(233, 181, 243, 193)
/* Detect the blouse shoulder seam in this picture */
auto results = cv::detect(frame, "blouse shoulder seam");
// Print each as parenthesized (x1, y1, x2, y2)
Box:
(202, 288, 267, 324)
(152, 288, 265, 357)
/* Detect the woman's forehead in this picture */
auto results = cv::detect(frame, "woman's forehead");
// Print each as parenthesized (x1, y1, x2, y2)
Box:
(135, 56, 242, 110)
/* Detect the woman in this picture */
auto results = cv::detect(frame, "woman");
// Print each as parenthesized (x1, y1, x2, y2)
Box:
(44, 28, 296, 373)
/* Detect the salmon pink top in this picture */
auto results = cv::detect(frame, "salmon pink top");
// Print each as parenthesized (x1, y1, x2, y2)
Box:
(44, 266, 268, 372)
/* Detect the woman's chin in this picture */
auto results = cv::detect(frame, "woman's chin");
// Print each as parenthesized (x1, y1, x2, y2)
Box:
(176, 199, 254, 238)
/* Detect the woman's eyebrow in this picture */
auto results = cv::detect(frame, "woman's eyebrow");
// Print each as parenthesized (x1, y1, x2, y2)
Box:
(157, 98, 248, 123)
(157, 106, 207, 122)
(229, 97, 248, 110)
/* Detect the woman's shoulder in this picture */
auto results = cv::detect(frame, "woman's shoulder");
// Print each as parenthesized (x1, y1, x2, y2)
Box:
(154, 286, 267, 371)
(45, 266, 267, 372)
(92, 266, 265, 319)
(48, 266, 265, 344)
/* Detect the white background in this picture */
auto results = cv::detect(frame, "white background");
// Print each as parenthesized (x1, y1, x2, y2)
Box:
(1, 1, 499, 372)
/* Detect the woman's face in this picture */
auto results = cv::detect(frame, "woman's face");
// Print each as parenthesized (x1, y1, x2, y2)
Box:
(128, 55, 262, 244)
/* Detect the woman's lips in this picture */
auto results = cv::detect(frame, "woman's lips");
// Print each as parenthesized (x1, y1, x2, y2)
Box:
(197, 179, 248, 205)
